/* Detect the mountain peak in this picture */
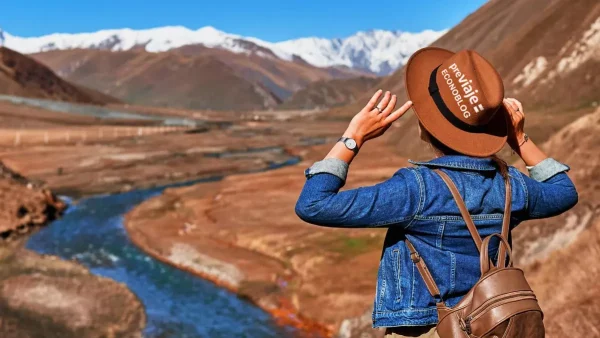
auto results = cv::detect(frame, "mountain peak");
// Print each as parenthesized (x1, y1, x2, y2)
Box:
(196, 26, 224, 34)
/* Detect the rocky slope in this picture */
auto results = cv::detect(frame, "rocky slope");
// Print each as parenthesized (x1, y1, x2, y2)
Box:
(433, 0, 600, 111)
(516, 108, 600, 337)
(0, 246, 146, 338)
(0, 47, 119, 105)
(328, 0, 599, 159)
(0, 162, 146, 337)
(348, 0, 599, 106)
(0, 162, 66, 238)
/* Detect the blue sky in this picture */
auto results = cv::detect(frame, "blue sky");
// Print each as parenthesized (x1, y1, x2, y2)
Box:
(4, 0, 487, 41)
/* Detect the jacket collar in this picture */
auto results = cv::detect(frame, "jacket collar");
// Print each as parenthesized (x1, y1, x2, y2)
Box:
(409, 155, 498, 171)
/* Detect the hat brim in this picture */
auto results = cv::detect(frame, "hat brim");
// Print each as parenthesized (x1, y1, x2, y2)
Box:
(405, 47, 508, 157)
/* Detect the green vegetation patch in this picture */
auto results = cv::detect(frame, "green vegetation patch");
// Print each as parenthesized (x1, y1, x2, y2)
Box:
(323, 233, 384, 258)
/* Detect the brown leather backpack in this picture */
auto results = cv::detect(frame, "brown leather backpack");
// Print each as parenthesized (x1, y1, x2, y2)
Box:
(405, 164, 545, 337)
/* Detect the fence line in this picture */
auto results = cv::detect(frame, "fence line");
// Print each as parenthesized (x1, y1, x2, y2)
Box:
(0, 125, 192, 147)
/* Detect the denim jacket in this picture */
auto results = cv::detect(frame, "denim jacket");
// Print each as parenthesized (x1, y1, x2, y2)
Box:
(295, 155, 577, 327)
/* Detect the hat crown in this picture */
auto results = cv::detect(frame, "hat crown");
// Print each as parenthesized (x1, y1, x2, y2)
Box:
(435, 50, 504, 127)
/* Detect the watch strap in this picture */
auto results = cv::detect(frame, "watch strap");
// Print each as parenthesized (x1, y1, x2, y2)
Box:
(338, 137, 358, 153)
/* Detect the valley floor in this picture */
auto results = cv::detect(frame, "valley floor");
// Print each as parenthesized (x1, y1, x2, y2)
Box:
(124, 141, 407, 337)
(2, 98, 598, 337)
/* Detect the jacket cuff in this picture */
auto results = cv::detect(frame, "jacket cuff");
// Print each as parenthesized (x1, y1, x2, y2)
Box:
(305, 158, 349, 181)
(526, 158, 570, 182)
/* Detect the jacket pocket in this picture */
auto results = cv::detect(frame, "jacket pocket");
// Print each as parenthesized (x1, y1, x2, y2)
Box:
(393, 249, 402, 302)
(375, 258, 386, 311)
(376, 247, 406, 312)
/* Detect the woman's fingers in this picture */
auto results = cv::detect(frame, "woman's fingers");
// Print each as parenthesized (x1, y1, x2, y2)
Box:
(364, 89, 383, 111)
(374, 91, 392, 113)
(513, 99, 524, 115)
(383, 100, 413, 125)
(503, 99, 514, 114)
(504, 98, 518, 112)
(504, 99, 524, 129)
(380, 94, 397, 118)
(504, 99, 520, 120)
(506, 98, 524, 115)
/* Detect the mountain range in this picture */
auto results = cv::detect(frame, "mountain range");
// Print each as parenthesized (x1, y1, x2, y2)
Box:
(3, 26, 445, 76)
(0, 46, 119, 105)
(0, 26, 443, 111)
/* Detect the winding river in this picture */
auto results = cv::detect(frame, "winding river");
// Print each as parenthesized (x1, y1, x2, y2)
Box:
(25, 156, 311, 337)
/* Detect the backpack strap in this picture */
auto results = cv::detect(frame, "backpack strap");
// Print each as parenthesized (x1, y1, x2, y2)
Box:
(496, 160, 512, 267)
(404, 238, 444, 305)
(433, 169, 483, 251)
(404, 163, 513, 303)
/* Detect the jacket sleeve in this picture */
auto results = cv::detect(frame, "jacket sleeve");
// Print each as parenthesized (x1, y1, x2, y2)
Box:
(519, 158, 578, 219)
(295, 158, 420, 228)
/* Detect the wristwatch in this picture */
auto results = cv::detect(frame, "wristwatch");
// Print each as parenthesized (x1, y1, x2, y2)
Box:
(338, 137, 359, 154)
(518, 133, 529, 147)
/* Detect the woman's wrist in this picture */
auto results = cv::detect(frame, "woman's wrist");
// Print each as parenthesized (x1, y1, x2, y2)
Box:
(513, 136, 548, 167)
(509, 132, 527, 151)
(343, 128, 365, 148)
(516, 133, 528, 146)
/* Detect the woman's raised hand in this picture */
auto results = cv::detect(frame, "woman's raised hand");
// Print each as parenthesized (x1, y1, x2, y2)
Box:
(344, 90, 413, 147)
(503, 98, 526, 150)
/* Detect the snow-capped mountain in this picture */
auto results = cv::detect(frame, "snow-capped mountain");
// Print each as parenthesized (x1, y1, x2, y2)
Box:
(275, 29, 445, 75)
(3, 26, 446, 75)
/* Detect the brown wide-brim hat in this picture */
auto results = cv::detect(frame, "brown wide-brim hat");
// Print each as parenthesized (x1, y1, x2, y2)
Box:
(405, 47, 509, 157)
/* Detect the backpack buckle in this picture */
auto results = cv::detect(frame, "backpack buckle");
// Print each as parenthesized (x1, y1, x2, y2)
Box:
(410, 252, 421, 263)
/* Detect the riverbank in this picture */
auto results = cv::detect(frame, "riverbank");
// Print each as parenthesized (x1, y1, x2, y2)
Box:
(0, 241, 146, 337)
(124, 139, 408, 338)
(26, 181, 297, 337)
(0, 159, 147, 337)
(125, 218, 332, 337)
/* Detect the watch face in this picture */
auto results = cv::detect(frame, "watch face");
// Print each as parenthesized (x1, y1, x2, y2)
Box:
(345, 138, 357, 149)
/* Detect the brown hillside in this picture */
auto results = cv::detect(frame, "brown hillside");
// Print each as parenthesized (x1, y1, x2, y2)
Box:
(279, 76, 379, 110)
(513, 108, 600, 337)
(33, 49, 279, 111)
(0, 47, 119, 105)
(328, 0, 599, 159)
(174, 44, 368, 100)
(33, 46, 367, 111)
(343, 0, 599, 107)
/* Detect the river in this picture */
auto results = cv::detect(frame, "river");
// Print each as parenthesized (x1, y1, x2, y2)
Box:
(25, 156, 312, 337)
